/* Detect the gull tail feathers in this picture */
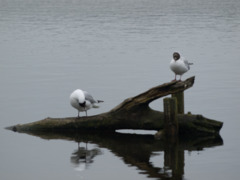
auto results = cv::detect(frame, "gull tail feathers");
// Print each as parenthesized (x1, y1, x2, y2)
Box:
(92, 104, 100, 108)
(92, 100, 104, 108)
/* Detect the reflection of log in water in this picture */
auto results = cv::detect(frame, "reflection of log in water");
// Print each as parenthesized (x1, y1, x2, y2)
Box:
(16, 130, 223, 179)
(164, 138, 184, 180)
(96, 133, 222, 180)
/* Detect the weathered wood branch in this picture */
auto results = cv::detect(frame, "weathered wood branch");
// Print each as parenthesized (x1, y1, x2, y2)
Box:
(110, 76, 195, 113)
(6, 76, 223, 136)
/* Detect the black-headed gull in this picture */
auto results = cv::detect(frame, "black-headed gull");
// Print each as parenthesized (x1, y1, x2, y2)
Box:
(70, 89, 103, 117)
(170, 52, 193, 81)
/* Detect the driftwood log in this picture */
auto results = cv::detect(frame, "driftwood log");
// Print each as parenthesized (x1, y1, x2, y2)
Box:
(6, 76, 223, 136)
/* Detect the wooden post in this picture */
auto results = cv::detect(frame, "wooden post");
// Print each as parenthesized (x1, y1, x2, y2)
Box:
(164, 97, 182, 178)
(164, 97, 178, 137)
(172, 91, 184, 114)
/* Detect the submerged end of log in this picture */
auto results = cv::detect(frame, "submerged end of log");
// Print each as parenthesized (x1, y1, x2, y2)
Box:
(178, 114, 223, 136)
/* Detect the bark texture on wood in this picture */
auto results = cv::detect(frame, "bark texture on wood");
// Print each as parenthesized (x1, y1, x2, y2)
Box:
(5, 76, 223, 136)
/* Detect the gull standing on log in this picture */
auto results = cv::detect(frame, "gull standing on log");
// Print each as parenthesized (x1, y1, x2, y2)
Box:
(170, 52, 193, 81)
(70, 89, 103, 117)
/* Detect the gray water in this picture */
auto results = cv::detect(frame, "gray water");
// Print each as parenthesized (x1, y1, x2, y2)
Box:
(0, 0, 240, 179)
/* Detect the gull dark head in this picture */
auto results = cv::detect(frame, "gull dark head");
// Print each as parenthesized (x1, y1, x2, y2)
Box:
(79, 101, 86, 107)
(173, 52, 180, 61)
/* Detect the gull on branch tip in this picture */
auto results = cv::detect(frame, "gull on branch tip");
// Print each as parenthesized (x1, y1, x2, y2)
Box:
(70, 89, 104, 118)
(170, 52, 193, 81)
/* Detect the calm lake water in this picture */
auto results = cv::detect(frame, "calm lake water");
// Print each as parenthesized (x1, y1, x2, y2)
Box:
(1, 0, 240, 179)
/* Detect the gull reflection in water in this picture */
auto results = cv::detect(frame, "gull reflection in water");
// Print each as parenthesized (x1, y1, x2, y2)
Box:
(71, 142, 102, 172)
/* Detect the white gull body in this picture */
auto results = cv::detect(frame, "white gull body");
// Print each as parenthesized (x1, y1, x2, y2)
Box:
(70, 89, 103, 117)
(170, 52, 193, 81)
